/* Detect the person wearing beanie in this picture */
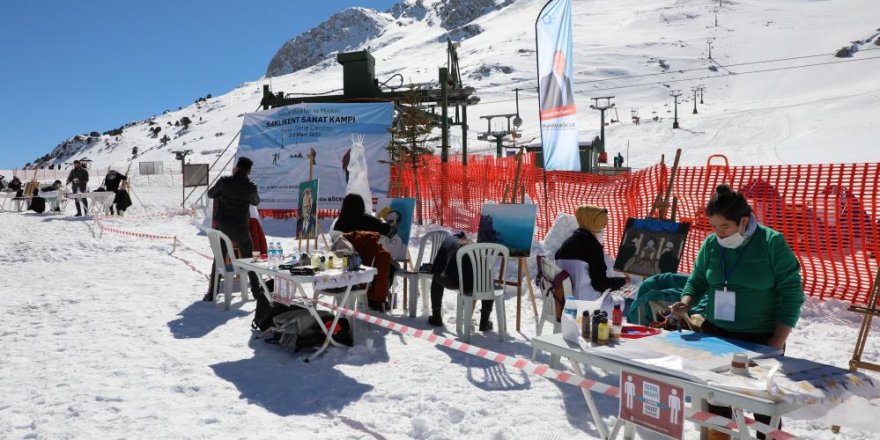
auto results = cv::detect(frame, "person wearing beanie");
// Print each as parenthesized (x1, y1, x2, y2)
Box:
(205, 156, 262, 302)
(555, 205, 628, 300)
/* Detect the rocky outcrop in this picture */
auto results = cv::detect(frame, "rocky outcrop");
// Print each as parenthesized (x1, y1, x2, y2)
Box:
(265, 7, 392, 77)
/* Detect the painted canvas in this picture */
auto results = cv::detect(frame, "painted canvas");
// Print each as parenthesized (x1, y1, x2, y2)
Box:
(613, 218, 690, 277)
(375, 198, 416, 261)
(296, 179, 318, 240)
(477, 203, 537, 257)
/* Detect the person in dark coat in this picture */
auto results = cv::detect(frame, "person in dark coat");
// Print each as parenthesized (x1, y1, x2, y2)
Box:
(8, 176, 23, 198)
(104, 170, 130, 215)
(427, 231, 495, 331)
(205, 156, 261, 301)
(333, 193, 390, 235)
(556, 205, 628, 294)
(66, 160, 90, 216)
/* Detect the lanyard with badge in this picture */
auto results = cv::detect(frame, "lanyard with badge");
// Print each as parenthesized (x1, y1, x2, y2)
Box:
(715, 240, 752, 321)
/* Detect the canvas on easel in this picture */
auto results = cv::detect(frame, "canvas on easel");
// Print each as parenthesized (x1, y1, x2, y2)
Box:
(375, 198, 415, 262)
(613, 218, 690, 277)
(296, 179, 318, 240)
(478, 202, 539, 331)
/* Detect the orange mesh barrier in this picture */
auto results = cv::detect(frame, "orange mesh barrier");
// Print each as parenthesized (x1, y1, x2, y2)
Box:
(391, 155, 879, 305)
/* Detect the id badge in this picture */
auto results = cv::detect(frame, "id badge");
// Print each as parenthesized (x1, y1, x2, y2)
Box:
(714, 288, 736, 321)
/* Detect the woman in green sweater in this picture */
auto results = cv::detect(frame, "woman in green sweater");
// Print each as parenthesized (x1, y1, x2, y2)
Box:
(670, 184, 804, 440)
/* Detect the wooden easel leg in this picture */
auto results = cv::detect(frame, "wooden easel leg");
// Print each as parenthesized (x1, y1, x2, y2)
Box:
(516, 259, 523, 332)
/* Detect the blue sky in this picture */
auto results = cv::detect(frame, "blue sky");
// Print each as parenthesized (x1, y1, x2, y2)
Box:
(0, 0, 399, 168)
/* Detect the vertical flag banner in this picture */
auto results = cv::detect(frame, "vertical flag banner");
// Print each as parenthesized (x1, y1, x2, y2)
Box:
(237, 102, 393, 211)
(536, 0, 581, 171)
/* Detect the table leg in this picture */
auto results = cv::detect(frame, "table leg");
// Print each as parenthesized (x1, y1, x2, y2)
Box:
(569, 358, 611, 439)
(609, 418, 624, 439)
(623, 422, 635, 440)
(408, 275, 419, 318)
(732, 408, 751, 440)
(306, 283, 353, 362)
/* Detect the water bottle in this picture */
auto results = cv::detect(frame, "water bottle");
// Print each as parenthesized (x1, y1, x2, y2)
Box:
(563, 295, 578, 319)
(277, 242, 285, 262)
(268, 242, 277, 269)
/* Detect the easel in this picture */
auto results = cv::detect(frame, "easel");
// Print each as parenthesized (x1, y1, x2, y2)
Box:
(832, 267, 880, 433)
(298, 149, 330, 254)
(499, 144, 539, 332)
(648, 148, 682, 221)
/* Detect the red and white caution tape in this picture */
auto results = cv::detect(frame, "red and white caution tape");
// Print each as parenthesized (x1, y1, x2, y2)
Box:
(173, 238, 214, 261)
(97, 224, 176, 241)
(308, 297, 797, 439)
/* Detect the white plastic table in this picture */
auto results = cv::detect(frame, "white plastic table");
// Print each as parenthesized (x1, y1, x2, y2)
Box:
(531, 333, 800, 439)
(233, 259, 377, 361)
(65, 191, 115, 215)
(0, 191, 18, 212)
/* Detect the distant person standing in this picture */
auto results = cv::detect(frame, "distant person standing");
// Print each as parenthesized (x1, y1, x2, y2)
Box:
(66, 160, 89, 216)
(205, 157, 262, 301)
(615, 152, 625, 168)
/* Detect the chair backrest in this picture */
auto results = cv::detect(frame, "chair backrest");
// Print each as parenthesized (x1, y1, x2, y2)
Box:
(456, 243, 509, 295)
(539, 257, 573, 299)
(415, 229, 451, 267)
(206, 228, 236, 274)
(329, 217, 343, 241)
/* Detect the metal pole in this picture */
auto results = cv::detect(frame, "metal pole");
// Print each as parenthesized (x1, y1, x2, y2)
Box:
(440, 68, 449, 162)
(462, 105, 468, 165)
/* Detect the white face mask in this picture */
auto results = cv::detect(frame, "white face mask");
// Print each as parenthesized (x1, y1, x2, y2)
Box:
(717, 232, 745, 249)
(594, 230, 605, 245)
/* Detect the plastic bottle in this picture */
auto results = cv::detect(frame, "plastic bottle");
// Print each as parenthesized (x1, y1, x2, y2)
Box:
(591, 314, 601, 343)
(267, 242, 277, 269)
(612, 304, 623, 326)
(311, 254, 321, 271)
(581, 310, 591, 341)
(563, 296, 578, 319)
(277, 242, 284, 261)
(597, 317, 610, 346)
(610, 324, 621, 343)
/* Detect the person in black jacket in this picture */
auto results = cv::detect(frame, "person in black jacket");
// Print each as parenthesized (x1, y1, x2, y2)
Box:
(104, 170, 129, 215)
(555, 205, 628, 294)
(66, 160, 89, 216)
(427, 231, 495, 331)
(333, 193, 390, 235)
(205, 157, 261, 301)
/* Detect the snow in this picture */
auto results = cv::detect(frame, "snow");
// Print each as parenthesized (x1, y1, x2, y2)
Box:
(5, 0, 880, 438)
(3, 183, 880, 439)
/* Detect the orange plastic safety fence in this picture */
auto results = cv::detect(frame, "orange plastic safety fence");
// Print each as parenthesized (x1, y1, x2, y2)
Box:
(394, 156, 879, 305)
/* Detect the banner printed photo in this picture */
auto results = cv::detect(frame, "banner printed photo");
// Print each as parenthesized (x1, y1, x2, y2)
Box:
(237, 103, 393, 211)
(536, 0, 581, 171)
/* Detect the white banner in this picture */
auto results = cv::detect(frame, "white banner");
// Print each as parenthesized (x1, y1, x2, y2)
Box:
(236, 103, 393, 210)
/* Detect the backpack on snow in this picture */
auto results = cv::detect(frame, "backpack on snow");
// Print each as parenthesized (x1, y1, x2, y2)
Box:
(269, 309, 353, 351)
(251, 279, 304, 332)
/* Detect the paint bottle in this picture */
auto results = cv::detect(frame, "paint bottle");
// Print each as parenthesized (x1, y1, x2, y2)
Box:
(612, 304, 623, 326)
(597, 317, 610, 346)
(311, 254, 321, 271)
(581, 311, 591, 341)
(591, 314, 601, 343)
(341, 256, 348, 271)
(610, 324, 622, 343)
(731, 353, 750, 376)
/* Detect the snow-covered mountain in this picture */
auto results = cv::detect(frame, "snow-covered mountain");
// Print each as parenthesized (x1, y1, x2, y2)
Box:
(27, 0, 880, 172)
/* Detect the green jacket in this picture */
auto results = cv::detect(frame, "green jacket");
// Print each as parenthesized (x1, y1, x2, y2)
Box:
(682, 224, 804, 334)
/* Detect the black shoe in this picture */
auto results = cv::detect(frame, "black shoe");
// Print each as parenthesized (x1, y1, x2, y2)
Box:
(479, 320, 494, 332)
(367, 298, 386, 312)
(428, 315, 444, 326)
(75, 213, 82, 217)
(202, 293, 214, 302)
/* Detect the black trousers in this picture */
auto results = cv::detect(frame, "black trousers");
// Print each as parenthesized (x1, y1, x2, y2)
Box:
(430, 273, 493, 321)
(72, 183, 88, 214)
(700, 320, 780, 439)
(208, 226, 261, 294)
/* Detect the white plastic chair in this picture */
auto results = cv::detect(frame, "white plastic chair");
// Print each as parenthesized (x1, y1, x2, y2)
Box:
(455, 243, 509, 342)
(392, 229, 450, 317)
(206, 228, 250, 310)
(531, 256, 571, 366)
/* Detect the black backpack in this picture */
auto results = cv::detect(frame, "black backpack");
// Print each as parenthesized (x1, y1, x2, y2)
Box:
(251, 279, 304, 332)
(269, 309, 353, 351)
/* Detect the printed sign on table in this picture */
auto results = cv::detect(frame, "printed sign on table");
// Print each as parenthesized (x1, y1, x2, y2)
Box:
(620, 370, 684, 440)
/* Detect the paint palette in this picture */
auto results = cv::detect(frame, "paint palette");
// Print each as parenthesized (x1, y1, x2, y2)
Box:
(620, 325, 661, 339)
